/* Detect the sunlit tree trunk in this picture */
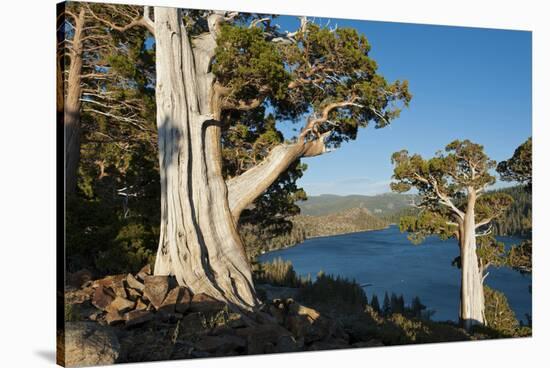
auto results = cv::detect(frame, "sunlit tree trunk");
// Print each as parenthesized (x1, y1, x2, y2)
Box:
(152, 8, 258, 309)
(459, 189, 486, 330)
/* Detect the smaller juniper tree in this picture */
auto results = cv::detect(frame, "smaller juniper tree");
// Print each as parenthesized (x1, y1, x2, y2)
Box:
(391, 140, 512, 330)
(498, 137, 532, 273)
(497, 137, 532, 191)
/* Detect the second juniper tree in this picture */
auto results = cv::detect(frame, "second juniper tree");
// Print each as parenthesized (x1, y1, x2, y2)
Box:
(391, 140, 512, 330)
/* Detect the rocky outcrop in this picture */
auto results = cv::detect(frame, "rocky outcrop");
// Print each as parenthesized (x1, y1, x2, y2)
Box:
(63, 268, 382, 364)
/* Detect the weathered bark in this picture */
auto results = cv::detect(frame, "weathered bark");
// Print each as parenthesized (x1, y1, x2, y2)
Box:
(227, 134, 329, 221)
(459, 189, 486, 330)
(64, 9, 86, 194)
(152, 8, 258, 310)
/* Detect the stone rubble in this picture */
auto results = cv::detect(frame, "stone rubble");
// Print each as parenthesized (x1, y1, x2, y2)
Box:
(63, 267, 383, 365)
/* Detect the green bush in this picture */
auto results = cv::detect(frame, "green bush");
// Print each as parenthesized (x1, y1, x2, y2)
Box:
(343, 305, 470, 345)
(66, 196, 157, 276)
(483, 286, 527, 337)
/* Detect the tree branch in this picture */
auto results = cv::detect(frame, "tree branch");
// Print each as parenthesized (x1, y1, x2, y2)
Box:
(86, 4, 155, 35)
(226, 130, 333, 221)
(299, 98, 359, 141)
(475, 224, 492, 237)
(430, 177, 465, 220)
(475, 217, 493, 229)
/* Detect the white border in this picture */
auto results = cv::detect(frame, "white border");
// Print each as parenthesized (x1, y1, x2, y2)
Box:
(1, 0, 547, 367)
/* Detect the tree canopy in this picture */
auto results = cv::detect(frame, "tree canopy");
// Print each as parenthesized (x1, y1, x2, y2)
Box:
(391, 140, 513, 269)
(213, 17, 411, 150)
(497, 137, 532, 190)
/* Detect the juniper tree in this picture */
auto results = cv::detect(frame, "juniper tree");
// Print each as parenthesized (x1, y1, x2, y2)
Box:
(58, 2, 154, 193)
(88, 5, 411, 309)
(498, 137, 532, 273)
(391, 140, 512, 330)
(497, 137, 532, 191)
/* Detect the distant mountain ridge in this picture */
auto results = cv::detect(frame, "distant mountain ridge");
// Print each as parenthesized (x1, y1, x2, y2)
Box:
(298, 193, 415, 217)
(292, 207, 389, 238)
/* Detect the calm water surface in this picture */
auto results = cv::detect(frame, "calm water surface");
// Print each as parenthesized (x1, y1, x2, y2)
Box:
(259, 225, 532, 323)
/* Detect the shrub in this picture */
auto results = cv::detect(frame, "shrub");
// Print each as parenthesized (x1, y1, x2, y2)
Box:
(483, 286, 524, 337)
(66, 196, 158, 276)
(345, 306, 470, 345)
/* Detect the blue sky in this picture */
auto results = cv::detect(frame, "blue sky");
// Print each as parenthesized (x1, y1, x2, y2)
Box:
(274, 17, 532, 196)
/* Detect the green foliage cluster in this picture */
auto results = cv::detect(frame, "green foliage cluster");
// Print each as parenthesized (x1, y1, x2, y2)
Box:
(497, 137, 532, 190)
(214, 19, 411, 149)
(65, 5, 159, 276)
(495, 138, 532, 275)
(506, 240, 532, 273)
(283, 23, 411, 141)
(391, 140, 496, 197)
(391, 140, 513, 268)
(481, 286, 531, 337)
(298, 272, 368, 312)
(214, 25, 290, 105)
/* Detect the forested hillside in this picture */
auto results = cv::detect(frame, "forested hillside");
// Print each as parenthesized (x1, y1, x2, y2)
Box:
(492, 186, 532, 236)
(298, 193, 415, 216)
(241, 207, 389, 258)
(293, 207, 388, 238)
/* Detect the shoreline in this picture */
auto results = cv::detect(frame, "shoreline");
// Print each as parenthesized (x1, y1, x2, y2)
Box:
(257, 224, 393, 258)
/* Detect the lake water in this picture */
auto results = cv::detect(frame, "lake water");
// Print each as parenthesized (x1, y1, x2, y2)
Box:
(259, 225, 532, 323)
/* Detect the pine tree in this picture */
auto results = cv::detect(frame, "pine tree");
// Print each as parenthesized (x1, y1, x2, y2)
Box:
(410, 296, 426, 318)
(382, 292, 392, 316)
(370, 294, 381, 313)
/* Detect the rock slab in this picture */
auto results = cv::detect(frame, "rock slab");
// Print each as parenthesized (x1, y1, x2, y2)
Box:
(64, 322, 120, 367)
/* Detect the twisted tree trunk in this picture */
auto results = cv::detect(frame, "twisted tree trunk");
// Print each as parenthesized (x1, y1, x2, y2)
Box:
(152, 8, 258, 309)
(151, 8, 335, 310)
(459, 190, 486, 330)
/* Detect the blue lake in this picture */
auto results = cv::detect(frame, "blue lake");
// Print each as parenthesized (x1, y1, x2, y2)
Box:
(259, 225, 532, 323)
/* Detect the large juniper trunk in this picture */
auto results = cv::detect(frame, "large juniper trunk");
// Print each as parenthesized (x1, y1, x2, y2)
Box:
(152, 8, 258, 309)
(459, 190, 486, 330)
(64, 9, 85, 194)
